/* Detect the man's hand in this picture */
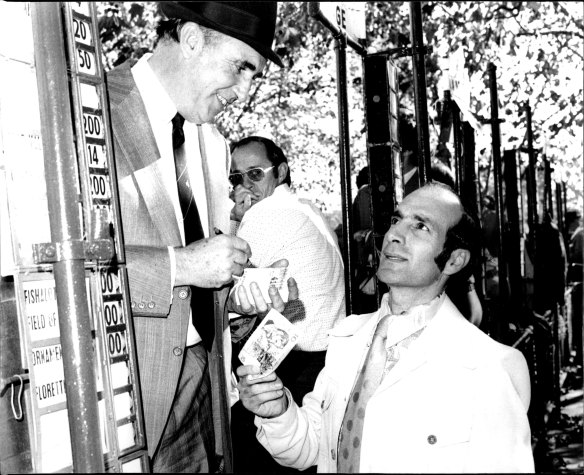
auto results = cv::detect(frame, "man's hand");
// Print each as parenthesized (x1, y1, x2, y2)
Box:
(230, 185, 254, 222)
(228, 259, 299, 316)
(237, 365, 287, 418)
(174, 234, 251, 288)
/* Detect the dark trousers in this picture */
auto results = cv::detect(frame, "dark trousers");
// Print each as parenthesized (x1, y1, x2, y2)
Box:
(231, 349, 326, 473)
(152, 343, 216, 473)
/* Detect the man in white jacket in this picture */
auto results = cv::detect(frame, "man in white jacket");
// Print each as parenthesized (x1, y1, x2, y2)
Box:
(237, 182, 534, 473)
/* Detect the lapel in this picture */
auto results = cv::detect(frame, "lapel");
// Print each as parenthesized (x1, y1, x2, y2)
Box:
(329, 312, 380, 396)
(379, 296, 476, 391)
(107, 64, 182, 246)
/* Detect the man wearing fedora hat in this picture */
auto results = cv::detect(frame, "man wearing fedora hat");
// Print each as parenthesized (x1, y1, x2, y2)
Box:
(106, 2, 285, 472)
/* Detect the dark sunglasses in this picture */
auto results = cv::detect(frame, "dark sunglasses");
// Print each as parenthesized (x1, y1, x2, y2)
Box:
(229, 166, 274, 187)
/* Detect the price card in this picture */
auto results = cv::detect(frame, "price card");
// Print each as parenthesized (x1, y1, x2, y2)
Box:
(72, 16, 93, 47)
(83, 111, 104, 139)
(103, 300, 125, 327)
(76, 46, 97, 76)
(86, 142, 108, 170)
(100, 269, 121, 296)
(89, 173, 111, 200)
(106, 330, 127, 358)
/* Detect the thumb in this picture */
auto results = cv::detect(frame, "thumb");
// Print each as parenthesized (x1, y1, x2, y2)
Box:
(269, 259, 289, 268)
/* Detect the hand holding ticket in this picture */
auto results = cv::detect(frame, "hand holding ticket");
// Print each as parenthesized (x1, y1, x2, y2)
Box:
(238, 308, 300, 380)
(233, 267, 289, 305)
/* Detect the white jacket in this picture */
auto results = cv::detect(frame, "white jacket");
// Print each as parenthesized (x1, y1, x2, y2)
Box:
(255, 295, 534, 473)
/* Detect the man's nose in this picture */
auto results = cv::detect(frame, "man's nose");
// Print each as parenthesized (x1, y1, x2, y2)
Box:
(242, 173, 255, 189)
(233, 76, 253, 103)
(385, 222, 405, 244)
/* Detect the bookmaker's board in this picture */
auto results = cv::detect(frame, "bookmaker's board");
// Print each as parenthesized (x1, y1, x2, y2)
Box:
(0, 2, 148, 472)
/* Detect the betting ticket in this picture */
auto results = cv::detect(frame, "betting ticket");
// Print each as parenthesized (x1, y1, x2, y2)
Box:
(238, 308, 300, 380)
(232, 267, 289, 305)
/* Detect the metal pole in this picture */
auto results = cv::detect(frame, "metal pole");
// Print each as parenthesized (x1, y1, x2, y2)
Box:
(544, 157, 553, 218)
(334, 32, 354, 316)
(451, 101, 463, 194)
(462, 121, 478, 217)
(503, 149, 524, 319)
(409, 2, 432, 185)
(487, 63, 509, 339)
(525, 103, 538, 241)
(31, 3, 104, 472)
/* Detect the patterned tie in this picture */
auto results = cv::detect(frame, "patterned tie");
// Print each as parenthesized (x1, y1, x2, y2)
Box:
(337, 315, 426, 473)
(337, 314, 391, 473)
(172, 113, 214, 349)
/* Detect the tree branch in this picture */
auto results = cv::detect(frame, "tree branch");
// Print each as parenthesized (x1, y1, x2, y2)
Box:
(517, 29, 584, 39)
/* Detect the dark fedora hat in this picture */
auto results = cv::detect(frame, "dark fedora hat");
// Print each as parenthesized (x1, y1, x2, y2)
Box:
(159, 1, 283, 67)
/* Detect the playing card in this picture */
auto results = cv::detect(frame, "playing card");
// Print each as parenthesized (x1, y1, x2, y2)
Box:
(233, 267, 289, 305)
(238, 308, 300, 380)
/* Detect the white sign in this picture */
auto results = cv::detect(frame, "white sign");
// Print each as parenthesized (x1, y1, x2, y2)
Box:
(316, 2, 366, 44)
(23, 280, 60, 342)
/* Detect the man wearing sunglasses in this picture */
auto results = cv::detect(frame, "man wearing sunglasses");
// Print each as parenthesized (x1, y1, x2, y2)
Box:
(228, 136, 346, 473)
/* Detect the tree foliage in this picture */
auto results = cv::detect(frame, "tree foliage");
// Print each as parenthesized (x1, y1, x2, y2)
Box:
(97, 1, 583, 213)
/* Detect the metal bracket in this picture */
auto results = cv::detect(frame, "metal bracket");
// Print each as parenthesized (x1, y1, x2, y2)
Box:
(32, 238, 114, 264)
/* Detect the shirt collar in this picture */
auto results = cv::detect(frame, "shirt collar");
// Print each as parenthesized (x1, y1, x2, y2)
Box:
(271, 183, 291, 199)
(378, 292, 445, 347)
(131, 53, 177, 126)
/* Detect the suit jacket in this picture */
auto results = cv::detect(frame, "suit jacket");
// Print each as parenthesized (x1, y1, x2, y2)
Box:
(256, 295, 534, 473)
(106, 62, 233, 464)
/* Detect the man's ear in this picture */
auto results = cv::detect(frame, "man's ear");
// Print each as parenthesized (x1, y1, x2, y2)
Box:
(276, 162, 288, 185)
(443, 249, 470, 276)
(180, 22, 204, 58)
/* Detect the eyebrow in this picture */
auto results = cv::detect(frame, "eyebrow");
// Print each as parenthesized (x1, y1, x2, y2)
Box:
(392, 209, 436, 228)
(230, 165, 267, 174)
(240, 60, 264, 80)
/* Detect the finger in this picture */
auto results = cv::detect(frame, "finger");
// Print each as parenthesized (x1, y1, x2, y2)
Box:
(268, 285, 284, 310)
(231, 263, 245, 278)
(236, 364, 261, 379)
(236, 286, 255, 314)
(269, 258, 289, 269)
(287, 277, 299, 300)
(232, 249, 250, 266)
(232, 236, 252, 257)
(251, 389, 284, 405)
(246, 370, 278, 385)
(250, 282, 269, 314)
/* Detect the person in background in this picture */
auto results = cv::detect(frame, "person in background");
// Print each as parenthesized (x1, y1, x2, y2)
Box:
(228, 136, 346, 473)
(237, 183, 534, 473)
(106, 2, 289, 471)
(351, 166, 378, 313)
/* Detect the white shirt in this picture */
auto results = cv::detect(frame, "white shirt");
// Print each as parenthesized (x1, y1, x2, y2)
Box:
(131, 53, 207, 346)
(236, 184, 346, 351)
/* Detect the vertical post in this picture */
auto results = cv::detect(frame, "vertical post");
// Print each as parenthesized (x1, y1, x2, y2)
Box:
(525, 103, 538, 243)
(503, 150, 524, 320)
(334, 32, 354, 316)
(30, 3, 104, 472)
(409, 2, 432, 185)
(544, 157, 553, 218)
(487, 63, 509, 339)
(451, 101, 463, 194)
(461, 122, 478, 216)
